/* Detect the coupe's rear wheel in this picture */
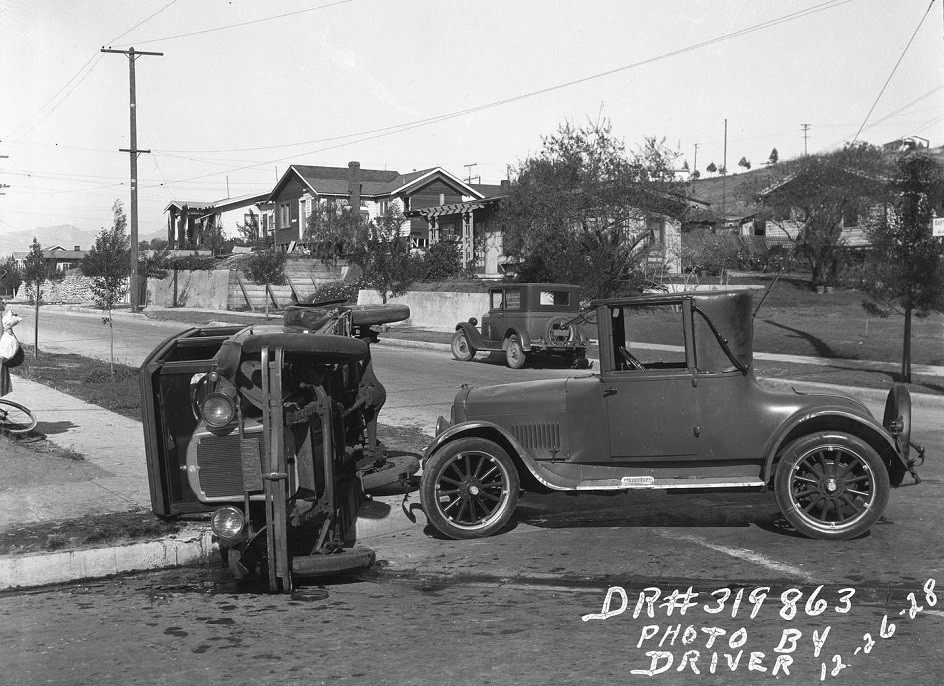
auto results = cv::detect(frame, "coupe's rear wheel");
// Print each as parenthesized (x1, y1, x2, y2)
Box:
(505, 335, 527, 369)
(420, 438, 520, 539)
(451, 331, 475, 361)
(774, 432, 889, 540)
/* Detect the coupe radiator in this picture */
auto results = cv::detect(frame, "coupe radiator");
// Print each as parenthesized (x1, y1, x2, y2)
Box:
(195, 432, 264, 499)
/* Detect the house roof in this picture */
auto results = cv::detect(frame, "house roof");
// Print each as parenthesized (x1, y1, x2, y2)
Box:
(687, 169, 774, 222)
(164, 193, 269, 216)
(11, 248, 88, 260)
(269, 164, 484, 201)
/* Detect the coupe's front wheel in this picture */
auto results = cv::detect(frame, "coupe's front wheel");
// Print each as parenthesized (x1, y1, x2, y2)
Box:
(774, 431, 889, 540)
(421, 438, 520, 539)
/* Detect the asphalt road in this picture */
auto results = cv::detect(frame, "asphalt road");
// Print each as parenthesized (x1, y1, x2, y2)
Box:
(5, 307, 942, 685)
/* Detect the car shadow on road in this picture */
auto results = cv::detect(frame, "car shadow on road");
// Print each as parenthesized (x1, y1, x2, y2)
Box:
(510, 491, 871, 541)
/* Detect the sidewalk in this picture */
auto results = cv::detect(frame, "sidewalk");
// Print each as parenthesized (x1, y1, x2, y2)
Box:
(1, 306, 941, 591)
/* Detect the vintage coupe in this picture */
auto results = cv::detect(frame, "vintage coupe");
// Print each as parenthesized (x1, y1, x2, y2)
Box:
(451, 283, 590, 369)
(422, 290, 922, 541)
(140, 302, 414, 592)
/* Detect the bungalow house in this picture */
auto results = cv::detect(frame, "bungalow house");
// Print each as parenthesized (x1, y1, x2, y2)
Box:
(164, 192, 272, 248)
(265, 161, 484, 250)
(11, 244, 89, 273)
(405, 182, 706, 279)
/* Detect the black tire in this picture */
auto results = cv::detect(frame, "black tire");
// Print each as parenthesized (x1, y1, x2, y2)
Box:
(545, 316, 577, 345)
(451, 330, 476, 361)
(883, 384, 911, 462)
(505, 335, 527, 369)
(774, 431, 889, 540)
(0, 399, 37, 434)
(291, 547, 376, 577)
(420, 437, 520, 539)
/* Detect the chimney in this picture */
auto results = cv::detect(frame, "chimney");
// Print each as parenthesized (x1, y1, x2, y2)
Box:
(348, 161, 361, 212)
(74, 245, 80, 251)
(500, 179, 510, 193)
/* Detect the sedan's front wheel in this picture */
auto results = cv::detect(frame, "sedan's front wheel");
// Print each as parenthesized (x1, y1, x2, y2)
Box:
(421, 438, 520, 539)
(774, 431, 889, 540)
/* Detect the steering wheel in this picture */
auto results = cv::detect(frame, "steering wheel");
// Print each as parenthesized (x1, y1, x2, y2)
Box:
(618, 346, 646, 371)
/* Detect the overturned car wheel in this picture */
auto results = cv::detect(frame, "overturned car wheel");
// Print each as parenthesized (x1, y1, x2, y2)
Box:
(774, 431, 889, 540)
(421, 438, 520, 539)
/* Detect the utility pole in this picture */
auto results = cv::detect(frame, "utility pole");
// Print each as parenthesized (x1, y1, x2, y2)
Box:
(101, 46, 163, 311)
(721, 119, 728, 218)
(801, 123, 811, 156)
(464, 163, 478, 184)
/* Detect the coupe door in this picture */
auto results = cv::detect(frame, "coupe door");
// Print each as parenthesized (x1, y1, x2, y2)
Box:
(602, 301, 698, 461)
(604, 372, 697, 459)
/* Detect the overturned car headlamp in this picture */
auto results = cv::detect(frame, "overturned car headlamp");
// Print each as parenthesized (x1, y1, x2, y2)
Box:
(201, 392, 236, 428)
(211, 506, 246, 540)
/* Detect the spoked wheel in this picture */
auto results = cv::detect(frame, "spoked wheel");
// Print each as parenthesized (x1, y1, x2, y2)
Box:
(505, 335, 527, 369)
(421, 437, 520, 539)
(774, 431, 889, 540)
(451, 331, 476, 361)
(0, 399, 37, 434)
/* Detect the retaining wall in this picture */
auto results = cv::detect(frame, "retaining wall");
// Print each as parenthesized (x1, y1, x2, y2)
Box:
(357, 290, 489, 330)
(148, 270, 231, 310)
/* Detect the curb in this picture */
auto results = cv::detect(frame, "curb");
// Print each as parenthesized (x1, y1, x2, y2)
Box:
(0, 526, 216, 592)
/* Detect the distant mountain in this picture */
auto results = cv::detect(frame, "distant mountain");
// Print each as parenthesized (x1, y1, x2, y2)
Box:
(0, 224, 168, 256)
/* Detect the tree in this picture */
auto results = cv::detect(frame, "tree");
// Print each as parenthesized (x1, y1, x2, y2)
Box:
(706, 161, 718, 173)
(768, 148, 779, 166)
(497, 121, 685, 299)
(738, 156, 751, 171)
(351, 201, 417, 303)
(419, 240, 462, 281)
(861, 151, 944, 382)
(81, 200, 131, 376)
(243, 248, 287, 319)
(758, 143, 888, 288)
(236, 210, 270, 248)
(21, 238, 64, 358)
(304, 199, 359, 260)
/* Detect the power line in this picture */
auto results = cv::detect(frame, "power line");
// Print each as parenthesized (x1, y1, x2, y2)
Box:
(111, 0, 354, 48)
(2, 0, 181, 143)
(158, 0, 857, 157)
(852, 0, 937, 143)
(141, 0, 858, 190)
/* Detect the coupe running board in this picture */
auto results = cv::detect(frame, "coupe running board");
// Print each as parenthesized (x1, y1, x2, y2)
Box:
(568, 476, 766, 492)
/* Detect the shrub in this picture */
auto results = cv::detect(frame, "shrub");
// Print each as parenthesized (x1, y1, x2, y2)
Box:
(309, 279, 362, 304)
(419, 240, 462, 281)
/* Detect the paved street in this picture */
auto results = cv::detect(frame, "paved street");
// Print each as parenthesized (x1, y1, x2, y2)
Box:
(3, 307, 943, 684)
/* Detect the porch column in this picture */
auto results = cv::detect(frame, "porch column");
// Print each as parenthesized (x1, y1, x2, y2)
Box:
(462, 210, 473, 266)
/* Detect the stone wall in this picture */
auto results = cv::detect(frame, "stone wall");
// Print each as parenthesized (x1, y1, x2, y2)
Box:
(15, 275, 100, 304)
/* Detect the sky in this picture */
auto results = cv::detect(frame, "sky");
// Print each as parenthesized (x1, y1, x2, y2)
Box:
(0, 0, 942, 240)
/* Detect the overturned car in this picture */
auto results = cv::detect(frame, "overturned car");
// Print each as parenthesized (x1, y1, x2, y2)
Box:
(140, 302, 415, 592)
(422, 290, 923, 541)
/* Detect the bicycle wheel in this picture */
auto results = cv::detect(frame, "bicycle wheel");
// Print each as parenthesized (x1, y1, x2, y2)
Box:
(0, 399, 37, 434)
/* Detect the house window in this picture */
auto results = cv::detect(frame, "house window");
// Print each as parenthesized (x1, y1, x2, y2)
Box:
(379, 200, 389, 215)
(279, 203, 290, 228)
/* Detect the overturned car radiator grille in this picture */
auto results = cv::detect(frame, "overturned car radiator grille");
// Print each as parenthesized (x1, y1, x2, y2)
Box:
(510, 422, 561, 450)
(196, 433, 264, 498)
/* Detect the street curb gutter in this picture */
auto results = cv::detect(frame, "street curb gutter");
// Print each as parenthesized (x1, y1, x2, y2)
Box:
(0, 526, 216, 592)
